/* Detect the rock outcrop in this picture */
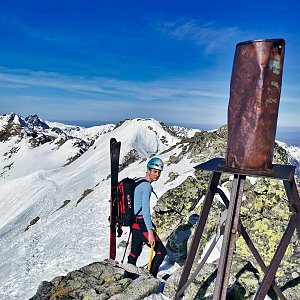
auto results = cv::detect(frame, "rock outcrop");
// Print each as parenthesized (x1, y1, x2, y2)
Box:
(153, 127, 300, 299)
(30, 260, 160, 300)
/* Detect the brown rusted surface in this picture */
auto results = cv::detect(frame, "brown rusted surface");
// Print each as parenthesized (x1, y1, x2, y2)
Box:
(226, 39, 285, 170)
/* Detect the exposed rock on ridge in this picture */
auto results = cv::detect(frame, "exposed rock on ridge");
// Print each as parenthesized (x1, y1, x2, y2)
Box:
(152, 126, 300, 299)
(30, 260, 160, 300)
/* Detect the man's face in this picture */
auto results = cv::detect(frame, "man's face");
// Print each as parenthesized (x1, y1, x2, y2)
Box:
(147, 168, 161, 182)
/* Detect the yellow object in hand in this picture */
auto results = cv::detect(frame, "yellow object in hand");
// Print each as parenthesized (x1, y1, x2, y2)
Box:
(147, 244, 155, 271)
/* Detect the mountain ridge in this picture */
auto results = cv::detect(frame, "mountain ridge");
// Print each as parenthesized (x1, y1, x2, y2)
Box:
(0, 112, 300, 299)
(0, 113, 202, 299)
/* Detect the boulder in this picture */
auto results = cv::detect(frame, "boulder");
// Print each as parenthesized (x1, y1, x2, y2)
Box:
(30, 260, 160, 300)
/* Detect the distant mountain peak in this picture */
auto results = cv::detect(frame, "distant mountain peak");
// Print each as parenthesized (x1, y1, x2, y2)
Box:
(1, 112, 22, 124)
(24, 114, 50, 130)
(0, 112, 49, 130)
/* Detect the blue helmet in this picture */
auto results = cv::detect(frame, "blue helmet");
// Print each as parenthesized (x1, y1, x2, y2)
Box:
(147, 157, 164, 171)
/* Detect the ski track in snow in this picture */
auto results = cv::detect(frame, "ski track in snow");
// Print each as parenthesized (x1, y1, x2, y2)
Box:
(0, 116, 299, 299)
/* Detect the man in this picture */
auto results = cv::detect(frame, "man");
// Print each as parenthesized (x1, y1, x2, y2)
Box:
(127, 157, 166, 277)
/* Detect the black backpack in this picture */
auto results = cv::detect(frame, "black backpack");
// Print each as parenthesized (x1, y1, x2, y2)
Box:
(116, 177, 156, 237)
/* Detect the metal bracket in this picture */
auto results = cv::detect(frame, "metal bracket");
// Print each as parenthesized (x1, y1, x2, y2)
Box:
(174, 158, 300, 300)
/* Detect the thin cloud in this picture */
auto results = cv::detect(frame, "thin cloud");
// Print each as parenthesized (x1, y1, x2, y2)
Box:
(187, 89, 228, 99)
(156, 18, 239, 54)
(0, 67, 227, 103)
(0, 67, 114, 95)
(0, 66, 229, 126)
(281, 96, 300, 104)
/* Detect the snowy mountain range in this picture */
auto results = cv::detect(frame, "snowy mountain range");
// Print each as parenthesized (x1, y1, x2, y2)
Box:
(0, 113, 299, 299)
(0, 113, 200, 299)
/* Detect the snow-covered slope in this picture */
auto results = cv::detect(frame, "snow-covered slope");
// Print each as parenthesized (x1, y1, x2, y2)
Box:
(0, 113, 115, 180)
(168, 125, 202, 138)
(0, 113, 299, 299)
(0, 115, 192, 299)
(44, 119, 115, 142)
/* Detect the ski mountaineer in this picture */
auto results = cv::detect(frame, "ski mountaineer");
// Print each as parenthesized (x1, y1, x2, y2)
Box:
(127, 157, 167, 277)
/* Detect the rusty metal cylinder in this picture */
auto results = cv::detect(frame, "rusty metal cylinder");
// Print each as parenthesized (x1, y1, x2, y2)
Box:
(226, 39, 285, 170)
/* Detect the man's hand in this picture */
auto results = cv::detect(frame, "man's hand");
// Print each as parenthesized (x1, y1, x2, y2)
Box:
(148, 230, 156, 246)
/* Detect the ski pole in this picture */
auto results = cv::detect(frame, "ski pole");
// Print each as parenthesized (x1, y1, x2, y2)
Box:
(147, 244, 155, 271)
(121, 229, 132, 263)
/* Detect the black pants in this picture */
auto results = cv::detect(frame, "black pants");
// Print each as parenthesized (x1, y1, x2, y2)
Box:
(127, 220, 166, 277)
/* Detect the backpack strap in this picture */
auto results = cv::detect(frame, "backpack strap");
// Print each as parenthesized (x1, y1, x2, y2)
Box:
(152, 190, 158, 199)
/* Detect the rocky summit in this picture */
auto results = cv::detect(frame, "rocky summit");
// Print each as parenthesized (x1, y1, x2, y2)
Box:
(1, 114, 300, 299)
(30, 260, 160, 300)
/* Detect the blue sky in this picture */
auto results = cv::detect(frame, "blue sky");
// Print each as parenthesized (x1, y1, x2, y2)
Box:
(0, 0, 299, 129)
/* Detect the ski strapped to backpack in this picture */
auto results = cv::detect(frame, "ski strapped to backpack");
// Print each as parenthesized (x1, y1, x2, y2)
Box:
(109, 138, 121, 260)
(116, 177, 157, 237)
